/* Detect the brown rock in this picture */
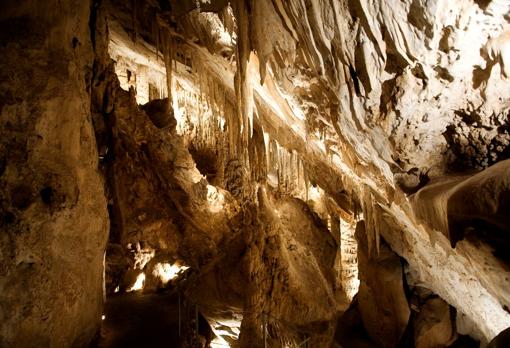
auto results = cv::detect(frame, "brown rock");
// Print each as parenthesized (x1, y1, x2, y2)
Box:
(488, 327, 510, 348)
(140, 98, 177, 130)
(414, 297, 455, 348)
(356, 220, 410, 348)
(0, 1, 108, 346)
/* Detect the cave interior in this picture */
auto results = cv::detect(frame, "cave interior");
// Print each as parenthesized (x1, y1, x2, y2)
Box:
(1, 0, 510, 347)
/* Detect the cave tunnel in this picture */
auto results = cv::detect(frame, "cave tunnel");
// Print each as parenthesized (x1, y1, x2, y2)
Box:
(1, 0, 510, 347)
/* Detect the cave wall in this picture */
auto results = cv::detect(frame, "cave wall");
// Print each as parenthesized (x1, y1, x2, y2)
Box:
(230, 0, 510, 342)
(356, 220, 410, 348)
(100, 77, 346, 345)
(1, 0, 510, 346)
(101, 0, 510, 344)
(0, 0, 109, 346)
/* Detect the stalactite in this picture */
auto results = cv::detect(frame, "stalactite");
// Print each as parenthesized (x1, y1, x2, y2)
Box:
(277, 145, 283, 190)
(130, 0, 137, 43)
(283, 147, 287, 190)
(220, 5, 235, 38)
(204, 73, 210, 109)
(258, 136, 308, 198)
(304, 167, 310, 201)
(340, 218, 360, 300)
(297, 153, 303, 193)
(361, 186, 381, 258)
(233, 0, 254, 155)
(252, 114, 268, 182)
(162, 28, 174, 108)
(227, 95, 239, 158)
(152, 15, 159, 62)
(352, 189, 358, 221)
(174, 48, 178, 71)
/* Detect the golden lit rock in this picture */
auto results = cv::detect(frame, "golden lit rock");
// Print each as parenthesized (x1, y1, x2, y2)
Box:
(1, 0, 510, 347)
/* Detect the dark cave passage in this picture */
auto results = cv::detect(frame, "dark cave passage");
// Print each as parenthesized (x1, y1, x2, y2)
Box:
(97, 292, 181, 348)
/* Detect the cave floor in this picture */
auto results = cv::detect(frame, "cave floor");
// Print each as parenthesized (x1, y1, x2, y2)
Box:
(96, 292, 180, 348)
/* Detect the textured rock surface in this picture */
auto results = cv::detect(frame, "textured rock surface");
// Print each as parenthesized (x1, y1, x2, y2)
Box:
(414, 297, 455, 348)
(356, 221, 410, 347)
(97, 57, 344, 345)
(237, 191, 338, 347)
(411, 159, 510, 247)
(0, 0, 108, 346)
(2, 0, 510, 346)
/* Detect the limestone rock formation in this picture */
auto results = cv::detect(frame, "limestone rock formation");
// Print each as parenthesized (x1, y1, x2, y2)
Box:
(140, 98, 176, 130)
(411, 159, 510, 247)
(356, 221, 410, 347)
(0, 1, 108, 346)
(414, 297, 455, 348)
(1, 0, 510, 347)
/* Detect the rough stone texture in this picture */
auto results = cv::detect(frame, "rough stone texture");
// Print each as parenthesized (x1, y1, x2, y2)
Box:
(3, 0, 510, 346)
(0, 0, 109, 346)
(103, 0, 510, 344)
(379, 198, 510, 342)
(355, 220, 410, 348)
(414, 297, 455, 348)
(237, 189, 338, 347)
(411, 159, 510, 247)
(98, 58, 344, 345)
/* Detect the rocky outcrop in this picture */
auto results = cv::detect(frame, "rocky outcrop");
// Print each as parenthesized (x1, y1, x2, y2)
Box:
(97, 60, 344, 345)
(237, 189, 338, 347)
(378, 196, 510, 341)
(411, 159, 510, 247)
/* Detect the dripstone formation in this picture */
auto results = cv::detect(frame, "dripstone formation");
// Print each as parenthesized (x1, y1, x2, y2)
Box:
(1, 0, 509, 347)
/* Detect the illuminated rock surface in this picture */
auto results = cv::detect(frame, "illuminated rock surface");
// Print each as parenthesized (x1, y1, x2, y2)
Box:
(1, 0, 510, 347)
